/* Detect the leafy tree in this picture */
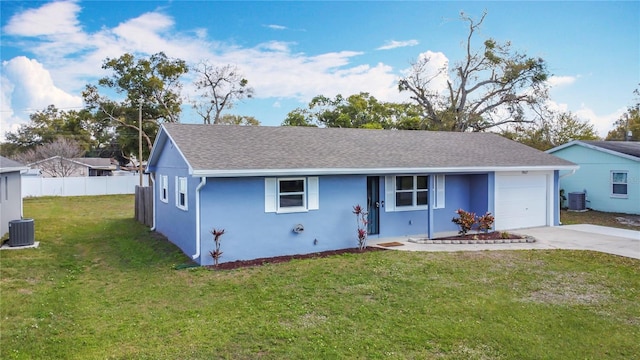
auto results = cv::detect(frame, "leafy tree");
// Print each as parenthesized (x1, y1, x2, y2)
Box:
(282, 108, 317, 127)
(2, 105, 107, 156)
(606, 88, 639, 141)
(281, 92, 424, 129)
(83, 52, 188, 161)
(191, 62, 254, 124)
(398, 12, 550, 132)
(502, 111, 598, 150)
(216, 114, 261, 126)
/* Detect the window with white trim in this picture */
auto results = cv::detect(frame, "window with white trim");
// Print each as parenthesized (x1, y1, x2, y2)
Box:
(280, 178, 306, 209)
(175, 176, 188, 210)
(396, 175, 428, 207)
(385, 175, 445, 212)
(265, 177, 319, 213)
(611, 171, 628, 197)
(159, 175, 168, 203)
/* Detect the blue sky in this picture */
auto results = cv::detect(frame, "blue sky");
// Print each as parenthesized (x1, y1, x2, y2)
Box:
(1, 1, 638, 139)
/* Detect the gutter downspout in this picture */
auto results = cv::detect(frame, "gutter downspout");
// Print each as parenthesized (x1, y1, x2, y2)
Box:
(192, 177, 207, 260)
(559, 169, 577, 179)
(149, 173, 156, 231)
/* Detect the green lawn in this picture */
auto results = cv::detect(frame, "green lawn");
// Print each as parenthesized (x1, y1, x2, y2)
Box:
(561, 209, 640, 230)
(1, 196, 639, 359)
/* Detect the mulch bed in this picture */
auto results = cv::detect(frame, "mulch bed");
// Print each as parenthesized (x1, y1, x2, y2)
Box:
(204, 247, 386, 271)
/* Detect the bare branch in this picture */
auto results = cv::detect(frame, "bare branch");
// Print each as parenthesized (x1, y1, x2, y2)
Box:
(191, 62, 255, 124)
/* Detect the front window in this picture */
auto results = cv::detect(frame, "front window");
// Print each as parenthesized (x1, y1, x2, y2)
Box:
(611, 171, 628, 197)
(395, 175, 428, 208)
(278, 178, 306, 210)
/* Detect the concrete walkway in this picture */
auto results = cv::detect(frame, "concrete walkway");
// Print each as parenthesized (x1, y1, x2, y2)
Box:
(369, 225, 640, 260)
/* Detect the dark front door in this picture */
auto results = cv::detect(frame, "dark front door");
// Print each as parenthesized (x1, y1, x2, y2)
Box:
(367, 176, 380, 235)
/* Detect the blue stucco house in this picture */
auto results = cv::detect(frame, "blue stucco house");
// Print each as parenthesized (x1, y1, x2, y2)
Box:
(146, 124, 576, 265)
(547, 140, 640, 214)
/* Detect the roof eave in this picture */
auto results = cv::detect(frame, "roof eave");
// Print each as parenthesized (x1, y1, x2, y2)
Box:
(0, 166, 30, 174)
(191, 165, 578, 178)
(145, 125, 195, 174)
(547, 141, 640, 162)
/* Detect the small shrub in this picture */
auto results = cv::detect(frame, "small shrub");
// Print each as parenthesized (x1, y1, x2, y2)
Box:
(209, 228, 225, 266)
(452, 209, 476, 235)
(353, 204, 368, 251)
(500, 231, 511, 239)
(477, 212, 495, 233)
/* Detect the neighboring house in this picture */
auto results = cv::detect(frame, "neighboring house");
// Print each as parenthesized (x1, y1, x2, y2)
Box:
(146, 124, 577, 265)
(28, 156, 117, 177)
(547, 140, 640, 214)
(0, 156, 28, 237)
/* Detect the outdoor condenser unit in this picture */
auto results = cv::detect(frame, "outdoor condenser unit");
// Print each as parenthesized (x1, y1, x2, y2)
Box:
(568, 192, 586, 211)
(8, 219, 35, 247)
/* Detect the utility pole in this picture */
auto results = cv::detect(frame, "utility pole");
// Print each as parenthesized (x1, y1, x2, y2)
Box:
(138, 99, 143, 186)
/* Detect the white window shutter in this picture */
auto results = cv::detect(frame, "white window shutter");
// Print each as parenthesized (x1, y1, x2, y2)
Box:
(264, 178, 277, 213)
(174, 176, 179, 206)
(384, 176, 395, 212)
(307, 177, 319, 210)
(435, 175, 445, 209)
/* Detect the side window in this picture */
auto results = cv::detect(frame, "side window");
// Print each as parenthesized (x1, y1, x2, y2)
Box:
(278, 178, 306, 210)
(611, 171, 628, 198)
(265, 177, 319, 213)
(175, 176, 188, 210)
(159, 175, 168, 203)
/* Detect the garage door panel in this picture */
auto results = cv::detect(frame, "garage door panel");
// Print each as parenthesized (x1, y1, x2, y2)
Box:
(495, 173, 549, 230)
(497, 174, 546, 189)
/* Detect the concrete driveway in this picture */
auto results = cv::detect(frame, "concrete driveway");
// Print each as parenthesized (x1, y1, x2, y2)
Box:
(369, 225, 640, 260)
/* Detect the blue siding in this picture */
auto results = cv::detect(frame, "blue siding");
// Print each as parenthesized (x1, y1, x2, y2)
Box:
(198, 175, 366, 265)
(552, 145, 640, 214)
(153, 139, 198, 258)
(377, 177, 428, 238)
(151, 161, 497, 264)
(432, 174, 491, 235)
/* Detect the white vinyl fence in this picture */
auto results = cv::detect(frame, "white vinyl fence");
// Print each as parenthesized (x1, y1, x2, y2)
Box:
(22, 175, 150, 197)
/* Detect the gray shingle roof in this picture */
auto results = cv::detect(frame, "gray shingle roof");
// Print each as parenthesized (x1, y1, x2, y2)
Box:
(580, 141, 640, 158)
(0, 156, 27, 173)
(156, 124, 575, 175)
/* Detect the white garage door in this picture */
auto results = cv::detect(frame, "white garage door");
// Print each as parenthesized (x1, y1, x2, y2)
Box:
(495, 172, 550, 230)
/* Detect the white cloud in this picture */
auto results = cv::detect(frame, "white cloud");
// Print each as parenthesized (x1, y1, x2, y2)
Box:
(3, 0, 82, 37)
(265, 24, 287, 30)
(377, 40, 419, 50)
(546, 98, 622, 138)
(398, 51, 450, 95)
(1, 57, 83, 140)
(547, 75, 577, 88)
(574, 106, 624, 138)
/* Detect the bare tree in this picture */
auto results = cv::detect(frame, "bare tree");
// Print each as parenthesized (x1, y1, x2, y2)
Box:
(191, 62, 254, 124)
(398, 12, 550, 132)
(14, 137, 86, 177)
